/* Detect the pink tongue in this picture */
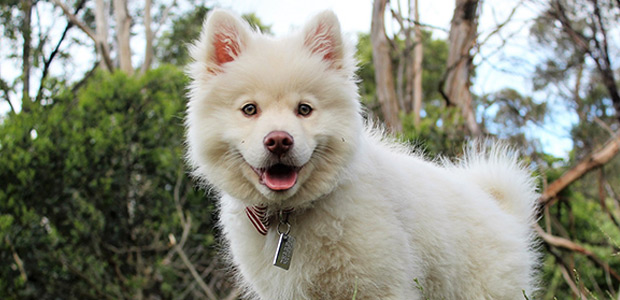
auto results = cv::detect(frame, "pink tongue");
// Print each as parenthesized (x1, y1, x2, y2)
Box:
(263, 164, 298, 191)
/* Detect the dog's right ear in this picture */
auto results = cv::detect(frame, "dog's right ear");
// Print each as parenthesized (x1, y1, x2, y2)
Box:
(192, 9, 251, 74)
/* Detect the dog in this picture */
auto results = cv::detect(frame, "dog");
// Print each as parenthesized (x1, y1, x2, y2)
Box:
(185, 9, 539, 299)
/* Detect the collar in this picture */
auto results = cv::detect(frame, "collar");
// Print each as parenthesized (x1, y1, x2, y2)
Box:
(245, 206, 293, 235)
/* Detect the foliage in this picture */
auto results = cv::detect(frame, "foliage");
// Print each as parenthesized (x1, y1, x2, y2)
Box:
(0, 66, 222, 299)
(156, 6, 272, 67)
(357, 30, 466, 157)
(156, 5, 211, 66)
(528, 0, 620, 297)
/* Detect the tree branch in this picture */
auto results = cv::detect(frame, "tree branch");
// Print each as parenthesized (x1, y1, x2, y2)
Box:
(550, 0, 620, 124)
(5, 235, 27, 282)
(546, 246, 589, 299)
(170, 232, 218, 300)
(55, 253, 117, 300)
(0, 78, 15, 114)
(51, 0, 96, 41)
(540, 130, 620, 205)
(475, 0, 523, 51)
(152, 0, 177, 37)
(535, 224, 620, 283)
(51, 0, 113, 71)
(35, 0, 86, 104)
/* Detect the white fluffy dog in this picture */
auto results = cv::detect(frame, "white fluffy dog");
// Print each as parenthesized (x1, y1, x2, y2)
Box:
(185, 9, 539, 300)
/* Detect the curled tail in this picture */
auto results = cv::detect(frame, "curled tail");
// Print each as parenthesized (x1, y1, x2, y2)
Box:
(453, 141, 539, 223)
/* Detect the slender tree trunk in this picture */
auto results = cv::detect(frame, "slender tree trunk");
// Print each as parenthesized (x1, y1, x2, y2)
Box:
(141, 0, 154, 74)
(442, 0, 481, 136)
(404, 48, 414, 114)
(113, 0, 133, 74)
(95, 0, 112, 71)
(396, 51, 406, 111)
(371, 0, 402, 132)
(412, 0, 423, 127)
(21, 0, 33, 112)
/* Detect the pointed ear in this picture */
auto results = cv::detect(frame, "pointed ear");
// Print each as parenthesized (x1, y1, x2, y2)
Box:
(193, 9, 251, 73)
(302, 10, 345, 69)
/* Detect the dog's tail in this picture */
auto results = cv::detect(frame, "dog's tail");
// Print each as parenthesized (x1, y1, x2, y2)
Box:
(454, 141, 539, 223)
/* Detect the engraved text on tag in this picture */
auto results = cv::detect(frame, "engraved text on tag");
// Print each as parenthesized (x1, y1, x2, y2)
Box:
(273, 233, 295, 270)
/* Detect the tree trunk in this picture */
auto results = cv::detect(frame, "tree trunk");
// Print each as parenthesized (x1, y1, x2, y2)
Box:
(442, 0, 481, 136)
(95, 0, 112, 71)
(371, 0, 402, 132)
(113, 0, 132, 74)
(141, 0, 154, 74)
(411, 0, 423, 127)
(21, 0, 33, 112)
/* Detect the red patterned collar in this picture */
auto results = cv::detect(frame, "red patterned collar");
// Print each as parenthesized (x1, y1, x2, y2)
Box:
(244, 206, 293, 235)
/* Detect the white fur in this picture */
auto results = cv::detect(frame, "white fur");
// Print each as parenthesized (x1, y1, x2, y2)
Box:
(186, 9, 539, 300)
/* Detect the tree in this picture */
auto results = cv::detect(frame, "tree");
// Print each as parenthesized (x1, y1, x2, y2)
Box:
(411, 0, 423, 127)
(371, 0, 402, 132)
(544, 0, 620, 124)
(529, 0, 620, 297)
(0, 66, 236, 299)
(113, 0, 133, 74)
(389, 0, 424, 126)
(441, 0, 482, 136)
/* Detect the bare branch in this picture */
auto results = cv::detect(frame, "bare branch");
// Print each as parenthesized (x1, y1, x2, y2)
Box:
(546, 247, 589, 299)
(398, 15, 449, 32)
(51, 0, 96, 41)
(170, 231, 218, 300)
(0, 78, 15, 114)
(476, 0, 523, 51)
(35, 0, 87, 104)
(51, 0, 113, 71)
(153, 0, 177, 37)
(535, 224, 620, 283)
(540, 130, 620, 205)
(549, 0, 620, 123)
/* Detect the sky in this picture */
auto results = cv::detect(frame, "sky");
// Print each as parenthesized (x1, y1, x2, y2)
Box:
(0, 0, 577, 157)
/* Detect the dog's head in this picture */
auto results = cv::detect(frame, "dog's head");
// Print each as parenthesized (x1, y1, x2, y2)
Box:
(186, 9, 362, 208)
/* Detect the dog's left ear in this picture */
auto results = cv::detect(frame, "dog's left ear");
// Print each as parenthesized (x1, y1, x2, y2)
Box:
(302, 10, 345, 69)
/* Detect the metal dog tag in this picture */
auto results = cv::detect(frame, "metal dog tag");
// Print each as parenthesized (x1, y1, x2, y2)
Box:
(273, 232, 295, 270)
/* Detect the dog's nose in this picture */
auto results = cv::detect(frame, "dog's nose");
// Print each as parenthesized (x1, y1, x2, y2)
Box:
(264, 131, 294, 156)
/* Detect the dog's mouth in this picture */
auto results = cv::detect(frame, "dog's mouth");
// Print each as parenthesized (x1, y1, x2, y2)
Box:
(252, 164, 301, 191)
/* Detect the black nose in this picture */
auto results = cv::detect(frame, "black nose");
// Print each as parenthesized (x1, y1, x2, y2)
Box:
(264, 131, 294, 156)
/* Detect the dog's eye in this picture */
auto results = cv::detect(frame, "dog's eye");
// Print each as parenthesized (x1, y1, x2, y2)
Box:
(298, 104, 313, 116)
(242, 103, 258, 116)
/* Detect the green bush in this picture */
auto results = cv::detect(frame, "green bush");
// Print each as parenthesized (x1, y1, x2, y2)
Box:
(0, 66, 219, 299)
